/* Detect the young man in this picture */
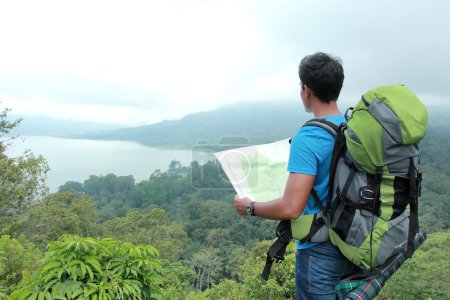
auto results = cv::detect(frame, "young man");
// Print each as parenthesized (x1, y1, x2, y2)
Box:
(234, 52, 356, 299)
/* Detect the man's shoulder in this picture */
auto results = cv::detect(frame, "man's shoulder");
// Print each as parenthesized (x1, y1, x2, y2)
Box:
(291, 126, 331, 152)
(297, 115, 345, 136)
(323, 114, 346, 125)
(294, 125, 324, 141)
(291, 115, 344, 153)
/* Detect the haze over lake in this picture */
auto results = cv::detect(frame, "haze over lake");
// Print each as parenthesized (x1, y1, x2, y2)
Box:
(6, 136, 193, 192)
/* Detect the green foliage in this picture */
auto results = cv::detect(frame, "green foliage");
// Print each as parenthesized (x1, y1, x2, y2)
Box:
(0, 109, 49, 218)
(0, 235, 42, 295)
(188, 248, 223, 291)
(0, 149, 49, 214)
(58, 181, 84, 196)
(80, 174, 137, 221)
(11, 235, 162, 299)
(418, 127, 450, 233)
(58, 160, 277, 285)
(158, 260, 196, 300)
(103, 208, 189, 261)
(68, 169, 198, 222)
(200, 240, 297, 300)
(420, 126, 450, 177)
(240, 241, 296, 300)
(11, 192, 101, 249)
(2, 102, 448, 299)
(203, 279, 245, 300)
(0, 107, 22, 139)
(379, 230, 450, 299)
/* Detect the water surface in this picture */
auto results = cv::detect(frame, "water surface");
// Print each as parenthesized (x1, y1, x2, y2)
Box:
(6, 136, 193, 192)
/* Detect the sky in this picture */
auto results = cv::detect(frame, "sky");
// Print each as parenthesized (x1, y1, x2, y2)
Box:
(0, 0, 449, 126)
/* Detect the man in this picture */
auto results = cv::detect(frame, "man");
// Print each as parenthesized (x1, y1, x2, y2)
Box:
(235, 52, 356, 299)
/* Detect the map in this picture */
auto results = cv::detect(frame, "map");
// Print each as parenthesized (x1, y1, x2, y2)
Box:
(214, 139, 290, 202)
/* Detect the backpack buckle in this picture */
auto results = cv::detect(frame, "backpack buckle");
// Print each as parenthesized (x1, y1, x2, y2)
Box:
(273, 255, 285, 262)
(360, 187, 375, 201)
(276, 227, 292, 244)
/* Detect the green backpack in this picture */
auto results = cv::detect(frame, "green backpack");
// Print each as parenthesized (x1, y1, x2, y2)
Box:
(262, 84, 428, 280)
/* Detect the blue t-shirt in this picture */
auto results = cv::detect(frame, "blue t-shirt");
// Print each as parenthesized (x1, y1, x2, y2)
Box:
(287, 115, 346, 250)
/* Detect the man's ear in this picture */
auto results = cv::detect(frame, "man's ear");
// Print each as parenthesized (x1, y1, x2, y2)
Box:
(304, 85, 313, 98)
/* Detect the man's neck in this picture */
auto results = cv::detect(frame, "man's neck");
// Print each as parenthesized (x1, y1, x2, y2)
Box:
(312, 99, 341, 118)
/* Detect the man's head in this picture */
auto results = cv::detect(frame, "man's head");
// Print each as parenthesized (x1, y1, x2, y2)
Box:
(298, 52, 344, 103)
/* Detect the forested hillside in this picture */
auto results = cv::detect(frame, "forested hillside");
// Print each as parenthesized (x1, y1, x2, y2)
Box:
(1, 106, 449, 299)
(79, 102, 449, 150)
(79, 101, 310, 148)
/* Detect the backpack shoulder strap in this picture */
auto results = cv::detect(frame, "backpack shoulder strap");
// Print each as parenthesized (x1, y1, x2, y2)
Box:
(302, 118, 340, 137)
(301, 118, 344, 212)
(288, 118, 340, 144)
(263, 118, 345, 281)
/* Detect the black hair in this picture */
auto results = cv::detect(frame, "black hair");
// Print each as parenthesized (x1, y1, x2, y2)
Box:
(298, 52, 344, 103)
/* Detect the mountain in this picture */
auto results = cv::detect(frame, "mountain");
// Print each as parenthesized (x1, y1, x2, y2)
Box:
(80, 101, 311, 148)
(80, 101, 450, 149)
(11, 101, 449, 149)
(425, 104, 450, 128)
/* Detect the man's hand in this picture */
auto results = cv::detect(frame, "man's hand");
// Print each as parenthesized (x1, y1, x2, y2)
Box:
(233, 173, 315, 220)
(234, 194, 252, 215)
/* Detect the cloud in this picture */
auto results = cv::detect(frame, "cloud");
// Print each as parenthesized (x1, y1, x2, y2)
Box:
(1, 95, 190, 125)
(0, 0, 449, 125)
(0, 73, 167, 107)
(240, 0, 450, 94)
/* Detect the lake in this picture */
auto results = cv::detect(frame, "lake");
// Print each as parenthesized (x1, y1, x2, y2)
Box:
(5, 136, 193, 192)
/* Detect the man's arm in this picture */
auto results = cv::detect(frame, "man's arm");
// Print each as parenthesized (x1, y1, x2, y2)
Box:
(234, 172, 315, 220)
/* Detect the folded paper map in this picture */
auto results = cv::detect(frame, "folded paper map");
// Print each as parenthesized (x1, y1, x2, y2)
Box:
(214, 139, 290, 202)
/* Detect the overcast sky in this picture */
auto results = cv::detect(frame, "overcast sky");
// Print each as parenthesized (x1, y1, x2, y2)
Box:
(0, 0, 449, 125)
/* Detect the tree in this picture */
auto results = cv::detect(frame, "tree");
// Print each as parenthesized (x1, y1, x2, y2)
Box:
(103, 208, 189, 261)
(197, 240, 296, 299)
(10, 235, 163, 299)
(168, 160, 182, 173)
(81, 174, 137, 221)
(13, 192, 101, 249)
(189, 248, 223, 291)
(202, 279, 245, 300)
(58, 181, 84, 196)
(0, 106, 49, 218)
(238, 240, 296, 300)
(0, 235, 42, 295)
(158, 260, 196, 300)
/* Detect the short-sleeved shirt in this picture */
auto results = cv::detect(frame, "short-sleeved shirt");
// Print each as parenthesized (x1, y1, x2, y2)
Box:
(287, 114, 346, 250)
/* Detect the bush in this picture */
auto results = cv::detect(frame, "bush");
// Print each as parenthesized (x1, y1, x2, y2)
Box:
(10, 235, 162, 299)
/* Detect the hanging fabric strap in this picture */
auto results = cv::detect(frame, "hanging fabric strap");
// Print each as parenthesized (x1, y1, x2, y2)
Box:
(261, 220, 292, 281)
(407, 157, 420, 258)
(369, 166, 383, 272)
